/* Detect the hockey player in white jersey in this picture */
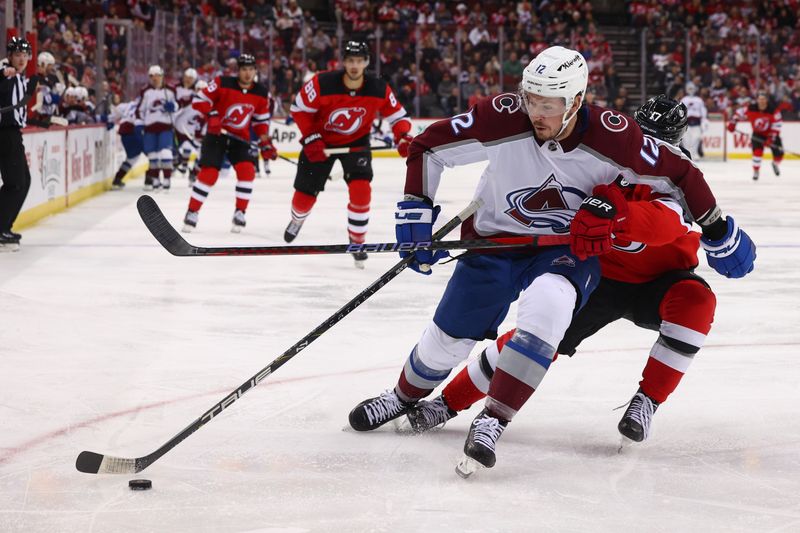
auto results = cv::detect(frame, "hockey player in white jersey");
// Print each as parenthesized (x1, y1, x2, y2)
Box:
(680, 83, 707, 160)
(110, 99, 144, 189)
(347, 46, 756, 476)
(174, 70, 206, 185)
(136, 65, 177, 190)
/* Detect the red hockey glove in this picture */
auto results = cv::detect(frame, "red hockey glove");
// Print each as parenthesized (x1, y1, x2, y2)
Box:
(765, 135, 775, 148)
(302, 133, 328, 163)
(726, 121, 736, 133)
(259, 138, 278, 161)
(570, 184, 629, 261)
(395, 134, 413, 158)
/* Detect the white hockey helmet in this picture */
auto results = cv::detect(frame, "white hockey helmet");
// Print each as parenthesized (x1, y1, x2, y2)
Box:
(685, 82, 697, 96)
(38, 51, 55, 67)
(521, 46, 588, 135)
(75, 86, 89, 101)
(184, 67, 198, 81)
(148, 64, 164, 77)
(195, 79, 208, 90)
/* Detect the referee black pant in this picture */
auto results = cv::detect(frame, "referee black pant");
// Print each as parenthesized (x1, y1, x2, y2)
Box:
(0, 128, 31, 233)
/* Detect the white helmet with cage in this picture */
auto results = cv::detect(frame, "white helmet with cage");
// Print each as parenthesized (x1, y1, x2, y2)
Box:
(37, 51, 56, 67)
(148, 64, 164, 77)
(521, 46, 588, 136)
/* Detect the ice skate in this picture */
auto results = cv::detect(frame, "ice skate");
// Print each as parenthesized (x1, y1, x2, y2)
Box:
(284, 219, 304, 243)
(161, 177, 171, 191)
(143, 176, 154, 191)
(753, 170, 759, 181)
(772, 161, 780, 177)
(182, 210, 198, 233)
(351, 250, 368, 269)
(0, 231, 21, 253)
(111, 176, 125, 190)
(617, 389, 659, 443)
(456, 409, 507, 477)
(231, 210, 246, 233)
(403, 395, 458, 434)
(348, 390, 415, 432)
(152, 177, 162, 191)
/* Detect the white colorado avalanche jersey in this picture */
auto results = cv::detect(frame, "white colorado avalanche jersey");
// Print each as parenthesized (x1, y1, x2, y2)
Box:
(404, 94, 720, 239)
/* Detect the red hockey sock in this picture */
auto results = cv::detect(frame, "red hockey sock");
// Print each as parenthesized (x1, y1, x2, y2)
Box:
(442, 367, 486, 412)
(640, 280, 716, 403)
(290, 190, 317, 222)
(189, 167, 219, 212)
(347, 180, 371, 243)
(234, 162, 255, 212)
(752, 147, 764, 173)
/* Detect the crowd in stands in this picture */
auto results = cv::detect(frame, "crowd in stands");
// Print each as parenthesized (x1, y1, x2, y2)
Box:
(19, 0, 800, 122)
(631, 0, 800, 118)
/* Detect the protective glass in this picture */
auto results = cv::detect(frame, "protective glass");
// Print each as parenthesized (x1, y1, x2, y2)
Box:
(519, 88, 568, 118)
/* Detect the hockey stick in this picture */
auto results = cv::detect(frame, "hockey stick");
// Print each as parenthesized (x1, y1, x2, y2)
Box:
(324, 145, 395, 156)
(75, 199, 482, 474)
(220, 129, 298, 166)
(734, 128, 800, 157)
(136, 194, 569, 257)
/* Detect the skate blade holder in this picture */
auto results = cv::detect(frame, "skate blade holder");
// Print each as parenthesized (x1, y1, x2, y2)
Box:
(455, 455, 483, 479)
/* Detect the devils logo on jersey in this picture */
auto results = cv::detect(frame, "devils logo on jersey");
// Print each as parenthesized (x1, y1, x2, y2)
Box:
(223, 103, 256, 129)
(325, 107, 367, 135)
(504, 175, 583, 233)
(753, 117, 770, 132)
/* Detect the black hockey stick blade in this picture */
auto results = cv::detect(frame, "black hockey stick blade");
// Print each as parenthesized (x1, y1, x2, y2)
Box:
(76, 199, 482, 474)
(137, 195, 197, 256)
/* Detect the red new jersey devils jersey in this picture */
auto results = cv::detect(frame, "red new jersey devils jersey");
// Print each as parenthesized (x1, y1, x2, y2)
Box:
(601, 183, 700, 284)
(731, 103, 782, 139)
(290, 70, 411, 146)
(192, 76, 271, 140)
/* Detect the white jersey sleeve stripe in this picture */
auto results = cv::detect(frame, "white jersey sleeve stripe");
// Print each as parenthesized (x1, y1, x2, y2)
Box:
(290, 92, 317, 113)
(384, 108, 409, 124)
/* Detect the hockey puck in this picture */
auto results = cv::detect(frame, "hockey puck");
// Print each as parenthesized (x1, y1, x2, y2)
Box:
(128, 479, 152, 491)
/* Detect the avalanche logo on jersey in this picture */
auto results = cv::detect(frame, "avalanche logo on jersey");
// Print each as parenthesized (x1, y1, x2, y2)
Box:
(325, 107, 367, 135)
(223, 103, 255, 129)
(504, 174, 583, 233)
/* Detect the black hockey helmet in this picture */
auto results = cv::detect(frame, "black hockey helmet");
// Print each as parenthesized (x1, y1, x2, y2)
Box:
(237, 54, 256, 68)
(634, 94, 688, 146)
(7, 36, 33, 55)
(343, 40, 370, 60)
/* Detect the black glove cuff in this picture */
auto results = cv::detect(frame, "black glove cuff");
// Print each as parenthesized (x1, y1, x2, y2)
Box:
(579, 195, 617, 219)
(303, 133, 322, 145)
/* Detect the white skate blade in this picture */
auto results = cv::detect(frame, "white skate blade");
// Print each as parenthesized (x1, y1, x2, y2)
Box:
(143, 185, 154, 191)
(231, 225, 243, 234)
(353, 259, 366, 269)
(455, 455, 483, 479)
(0, 243, 21, 253)
(617, 436, 637, 454)
(181, 224, 195, 234)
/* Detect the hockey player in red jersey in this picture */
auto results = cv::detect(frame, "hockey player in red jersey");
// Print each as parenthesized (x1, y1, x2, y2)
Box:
(183, 54, 277, 233)
(727, 92, 783, 181)
(284, 40, 412, 268)
(402, 96, 717, 452)
(347, 46, 756, 476)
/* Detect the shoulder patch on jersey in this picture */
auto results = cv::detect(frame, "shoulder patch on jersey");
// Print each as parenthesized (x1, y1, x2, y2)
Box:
(491, 93, 522, 114)
(600, 110, 629, 132)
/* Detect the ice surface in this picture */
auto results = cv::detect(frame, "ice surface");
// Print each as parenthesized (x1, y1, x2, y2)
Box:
(1, 159, 799, 532)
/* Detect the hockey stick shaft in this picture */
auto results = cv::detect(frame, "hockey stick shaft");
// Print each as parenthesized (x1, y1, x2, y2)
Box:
(734, 128, 800, 157)
(220, 129, 297, 165)
(75, 200, 482, 474)
(136, 195, 569, 257)
(324, 145, 395, 155)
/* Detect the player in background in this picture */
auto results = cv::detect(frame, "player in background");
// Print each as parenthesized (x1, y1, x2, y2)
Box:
(346, 46, 756, 476)
(403, 95, 722, 450)
(285, 40, 412, 268)
(183, 54, 277, 233)
(30, 52, 61, 122)
(136, 65, 177, 191)
(727, 92, 783, 181)
(174, 69, 206, 185)
(680, 83, 707, 160)
(110, 98, 145, 189)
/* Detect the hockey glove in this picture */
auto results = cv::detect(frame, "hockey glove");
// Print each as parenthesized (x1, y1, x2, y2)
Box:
(395, 199, 449, 275)
(395, 134, 413, 158)
(726, 122, 736, 133)
(259, 138, 278, 160)
(163, 100, 176, 113)
(700, 216, 756, 278)
(570, 184, 629, 261)
(302, 133, 328, 163)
